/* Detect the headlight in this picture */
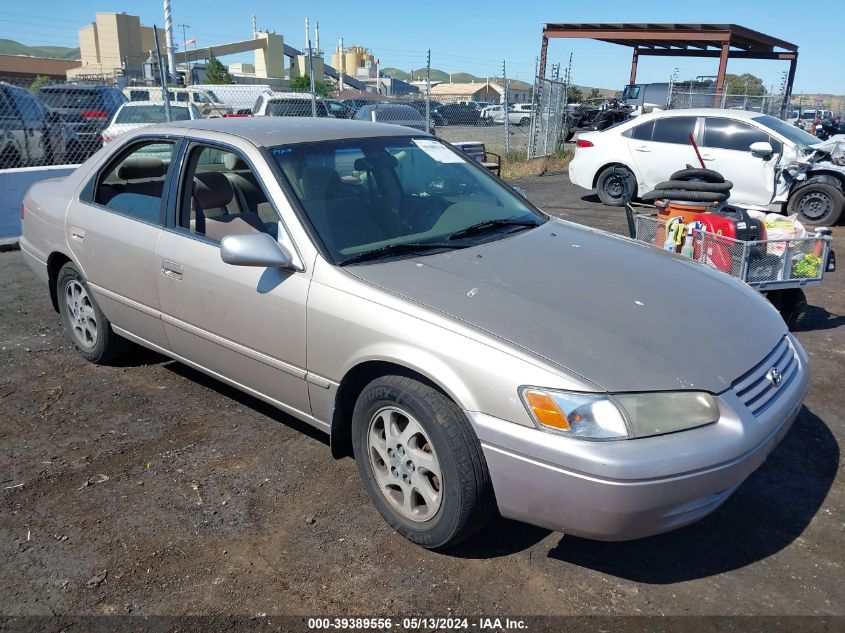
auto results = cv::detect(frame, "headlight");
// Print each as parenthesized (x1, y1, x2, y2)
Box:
(519, 388, 719, 440)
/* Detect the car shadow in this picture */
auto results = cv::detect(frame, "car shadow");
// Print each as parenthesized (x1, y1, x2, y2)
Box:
(793, 305, 845, 332)
(580, 193, 602, 204)
(163, 360, 331, 447)
(445, 518, 551, 559)
(545, 406, 838, 583)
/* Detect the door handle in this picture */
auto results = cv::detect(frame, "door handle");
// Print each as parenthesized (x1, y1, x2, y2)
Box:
(161, 260, 183, 280)
(701, 154, 715, 161)
(634, 145, 651, 152)
(70, 227, 85, 241)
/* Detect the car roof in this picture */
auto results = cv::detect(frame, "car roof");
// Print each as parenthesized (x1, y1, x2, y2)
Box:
(138, 117, 428, 145)
(120, 101, 192, 106)
(639, 108, 769, 121)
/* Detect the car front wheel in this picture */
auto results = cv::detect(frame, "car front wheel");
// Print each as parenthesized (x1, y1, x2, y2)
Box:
(352, 375, 495, 549)
(787, 181, 844, 226)
(57, 262, 129, 364)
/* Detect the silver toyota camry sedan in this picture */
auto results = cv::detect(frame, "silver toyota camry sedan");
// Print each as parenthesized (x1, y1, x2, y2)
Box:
(20, 118, 808, 548)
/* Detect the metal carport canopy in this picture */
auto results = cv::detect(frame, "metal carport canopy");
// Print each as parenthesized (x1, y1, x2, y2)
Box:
(539, 23, 798, 102)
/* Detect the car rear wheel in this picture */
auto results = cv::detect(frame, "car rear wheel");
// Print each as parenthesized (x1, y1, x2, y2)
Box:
(57, 263, 129, 364)
(519, 117, 530, 126)
(0, 148, 20, 169)
(596, 165, 635, 206)
(351, 375, 495, 549)
(787, 182, 844, 226)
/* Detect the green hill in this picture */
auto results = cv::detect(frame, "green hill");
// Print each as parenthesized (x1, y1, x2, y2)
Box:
(0, 39, 80, 60)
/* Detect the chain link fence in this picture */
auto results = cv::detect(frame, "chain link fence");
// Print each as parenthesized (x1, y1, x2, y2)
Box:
(1, 72, 542, 170)
(668, 88, 788, 117)
(527, 77, 568, 159)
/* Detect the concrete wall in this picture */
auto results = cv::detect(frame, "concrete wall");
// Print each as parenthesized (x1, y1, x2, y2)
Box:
(0, 166, 76, 243)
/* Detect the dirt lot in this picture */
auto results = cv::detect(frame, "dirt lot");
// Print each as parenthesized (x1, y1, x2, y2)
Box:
(1, 173, 843, 622)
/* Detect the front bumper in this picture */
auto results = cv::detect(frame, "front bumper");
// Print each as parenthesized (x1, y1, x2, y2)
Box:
(467, 339, 809, 541)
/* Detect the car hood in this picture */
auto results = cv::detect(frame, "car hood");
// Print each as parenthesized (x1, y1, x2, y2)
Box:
(346, 219, 787, 393)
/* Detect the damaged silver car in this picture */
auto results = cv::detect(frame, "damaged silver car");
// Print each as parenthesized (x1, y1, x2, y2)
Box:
(20, 118, 809, 548)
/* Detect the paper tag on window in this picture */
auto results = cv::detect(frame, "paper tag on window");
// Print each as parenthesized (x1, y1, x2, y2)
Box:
(412, 139, 464, 163)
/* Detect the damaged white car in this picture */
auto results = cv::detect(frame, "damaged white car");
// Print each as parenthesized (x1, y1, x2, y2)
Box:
(569, 109, 845, 225)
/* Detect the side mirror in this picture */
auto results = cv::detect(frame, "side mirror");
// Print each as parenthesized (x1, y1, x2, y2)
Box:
(749, 141, 773, 156)
(220, 232, 294, 269)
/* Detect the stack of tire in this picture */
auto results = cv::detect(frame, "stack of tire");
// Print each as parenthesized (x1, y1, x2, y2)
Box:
(641, 168, 733, 204)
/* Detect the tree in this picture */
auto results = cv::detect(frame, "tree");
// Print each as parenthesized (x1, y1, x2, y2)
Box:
(587, 87, 602, 100)
(204, 51, 232, 84)
(29, 75, 51, 93)
(567, 85, 583, 103)
(724, 73, 766, 96)
(290, 75, 330, 98)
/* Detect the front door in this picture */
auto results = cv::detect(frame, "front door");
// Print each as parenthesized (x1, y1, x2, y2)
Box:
(698, 116, 779, 207)
(66, 139, 177, 347)
(156, 141, 311, 416)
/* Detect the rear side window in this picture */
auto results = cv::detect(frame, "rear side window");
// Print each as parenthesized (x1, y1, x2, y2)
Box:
(652, 116, 697, 144)
(93, 141, 176, 224)
(128, 90, 150, 101)
(626, 120, 654, 141)
(703, 118, 772, 152)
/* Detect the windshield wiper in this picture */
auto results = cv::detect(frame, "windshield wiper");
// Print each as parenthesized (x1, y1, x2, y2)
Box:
(339, 241, 468, 266)
(447, 218, 541, 241)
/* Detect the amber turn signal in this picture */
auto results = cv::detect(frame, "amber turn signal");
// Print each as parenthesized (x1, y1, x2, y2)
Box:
(523, 390, 570, 430)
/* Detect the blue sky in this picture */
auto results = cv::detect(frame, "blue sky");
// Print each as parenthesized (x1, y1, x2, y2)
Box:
(2, 1, 842, 95)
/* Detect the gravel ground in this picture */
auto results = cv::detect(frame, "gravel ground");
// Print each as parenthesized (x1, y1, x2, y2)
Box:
(1, 173, 842, 621)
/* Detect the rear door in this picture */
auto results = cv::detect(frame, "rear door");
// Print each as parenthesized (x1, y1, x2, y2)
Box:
(626, 115, 699, 192)
(67, 138, 178, 348)
(699, 116, 780, 206)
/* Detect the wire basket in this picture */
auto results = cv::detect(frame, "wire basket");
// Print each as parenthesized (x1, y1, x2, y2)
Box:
(634, 214, 831, 290)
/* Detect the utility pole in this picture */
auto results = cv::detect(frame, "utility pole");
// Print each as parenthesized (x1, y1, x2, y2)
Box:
(425, 49, 431, 131)
(178, 23, 190, 84)
(153, 25, 172, 121)
(375, 58, 380, 95)
(338, 37, 345, 92)
(503, 60, 509, 157)
(305, 18, 317, 117)
(162, 0, 177, 84)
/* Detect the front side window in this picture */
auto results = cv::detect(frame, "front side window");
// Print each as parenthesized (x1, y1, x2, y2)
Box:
(272, 136, 544, 263)
(93, 141, 176, 223)
(753, 114, 819, 148)
(652, 116, 697, 145)
(10, 89, 43, 127)
(176, 144, 278, 243)
(702, 118, 771, 152)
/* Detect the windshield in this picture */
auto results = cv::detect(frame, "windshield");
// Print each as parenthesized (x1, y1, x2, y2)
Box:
(753, 115, 819, 148)
(115, 105, 191, 123)
(267, 99, 326, 117)
(272, 136, 544, 263)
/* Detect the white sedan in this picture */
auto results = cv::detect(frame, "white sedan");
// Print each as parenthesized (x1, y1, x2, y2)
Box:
(568, 108, 845, 225)
(101, 101, 202, 145)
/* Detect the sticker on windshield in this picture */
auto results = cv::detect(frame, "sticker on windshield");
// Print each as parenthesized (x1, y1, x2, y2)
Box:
(412, 139, 464, 163)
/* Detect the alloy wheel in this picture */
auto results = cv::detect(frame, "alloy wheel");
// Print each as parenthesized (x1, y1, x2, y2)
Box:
(366, 406, 443, 522)
(65, 280, 98, 350)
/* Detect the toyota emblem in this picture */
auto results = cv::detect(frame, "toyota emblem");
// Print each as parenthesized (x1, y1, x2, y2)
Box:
(766, 367, 783, 388)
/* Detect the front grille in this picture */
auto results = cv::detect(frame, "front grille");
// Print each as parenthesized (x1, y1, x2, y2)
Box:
(732, 336, 799, 417)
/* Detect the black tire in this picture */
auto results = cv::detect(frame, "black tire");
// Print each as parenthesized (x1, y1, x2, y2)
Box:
(56, 262, 129, 364)
(595, 165, 635, 206)
(351, 375, 495, 549)
(766, 289, 808, 329)
(787, 182, 844, 226)
(669, 168, 725, 183)
(519, 117, 530, 126)
(641, 189, 729, 203)
(654, 179, 733, 193)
